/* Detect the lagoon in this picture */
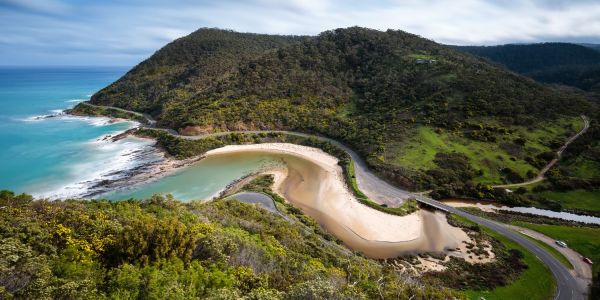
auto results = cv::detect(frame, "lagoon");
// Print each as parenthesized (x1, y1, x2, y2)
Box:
(101, 151, 283, 201)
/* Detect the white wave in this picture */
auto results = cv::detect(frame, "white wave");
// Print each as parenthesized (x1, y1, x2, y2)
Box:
(31, 136, 162, 200)
(60, 115, 115, 126)
(20, 108, 139, 128)
(21, 109, 66, 121)
(65, 99, 85, 103)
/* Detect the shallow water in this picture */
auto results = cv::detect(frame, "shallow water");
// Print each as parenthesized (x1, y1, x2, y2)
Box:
(443, 199, 600, 225)
(0, 67, 162, 198)
(102, 148, 469, 258)
(101, 151, 284, 201)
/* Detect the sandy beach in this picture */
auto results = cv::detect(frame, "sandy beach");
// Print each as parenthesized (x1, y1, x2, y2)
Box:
(206, 143, 471, 258)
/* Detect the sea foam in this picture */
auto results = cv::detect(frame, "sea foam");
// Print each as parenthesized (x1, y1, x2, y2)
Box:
(65, 98, 86, 103)
(32, 135, 162, 199)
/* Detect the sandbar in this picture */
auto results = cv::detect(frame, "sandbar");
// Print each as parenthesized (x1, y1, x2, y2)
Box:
(206, 143, 470, 258)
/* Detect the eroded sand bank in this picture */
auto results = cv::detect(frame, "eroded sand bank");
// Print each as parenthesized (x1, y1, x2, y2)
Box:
(206, 143, 470, 258)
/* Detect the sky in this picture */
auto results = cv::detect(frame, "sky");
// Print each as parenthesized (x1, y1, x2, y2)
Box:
(1, 0, 600, 66)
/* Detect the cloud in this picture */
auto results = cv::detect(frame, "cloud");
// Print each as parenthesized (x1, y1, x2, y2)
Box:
(0, 0, 599, 66)
(0, 0, 71, 15)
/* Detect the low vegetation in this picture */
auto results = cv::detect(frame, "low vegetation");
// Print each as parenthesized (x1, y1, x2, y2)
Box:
(462, 225, 555, 300)
(389, 116, 579, 185)
(540, 190, 600, 214)
(0, 190, 462, 300)
(423, 215, 529, 292)
(239, 174, 286, 207)
(527, 116, 600, 215)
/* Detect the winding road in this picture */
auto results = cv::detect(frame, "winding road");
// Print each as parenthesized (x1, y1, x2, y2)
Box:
(81, 102, 587, 299)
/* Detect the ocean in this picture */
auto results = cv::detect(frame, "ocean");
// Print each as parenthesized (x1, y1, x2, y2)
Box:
(0, 67, 276, 201)
(0, 67, 160, 198)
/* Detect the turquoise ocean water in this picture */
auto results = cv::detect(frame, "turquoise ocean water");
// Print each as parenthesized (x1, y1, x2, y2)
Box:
(0, 67, 277, 201)
(0, 67, 157, 198)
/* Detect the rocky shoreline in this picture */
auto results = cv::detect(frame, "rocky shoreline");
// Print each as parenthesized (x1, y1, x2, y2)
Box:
(51, 114, 199, 198)
(82, 141, 205, 198)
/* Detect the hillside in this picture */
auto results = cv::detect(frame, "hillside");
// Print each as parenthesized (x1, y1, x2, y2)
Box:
(0, 191, 465, 299)
(455, 43, 600, 95)
(580, 43, 600, 53)
(93, 28, 307, 115)
(90, 27, 597, 197)
(455, 43, 600, 73)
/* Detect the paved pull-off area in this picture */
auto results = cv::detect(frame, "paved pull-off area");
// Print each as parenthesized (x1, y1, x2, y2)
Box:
(83, 102, 588, 299)
(509, 225, 592, 296)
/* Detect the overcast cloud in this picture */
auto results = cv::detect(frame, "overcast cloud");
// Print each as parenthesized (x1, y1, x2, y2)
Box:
(1, 0, 599, 66)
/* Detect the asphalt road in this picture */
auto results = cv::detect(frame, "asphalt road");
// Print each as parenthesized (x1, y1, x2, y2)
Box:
(225, 192, 280, 214)
(83, 102, 585, 299)
(510, 224, 592, 295)
(185, 129, 588, 300)
(414, 195, 584, 300)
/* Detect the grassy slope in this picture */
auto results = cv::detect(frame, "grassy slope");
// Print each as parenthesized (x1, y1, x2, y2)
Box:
(388, 116, 580, 184)
(561, 139, 600, 180)
(568, 159, 600, 179)
(464, 226, 555, 300)
(541, 190, 600, 212)
(513, 222, 600, 278)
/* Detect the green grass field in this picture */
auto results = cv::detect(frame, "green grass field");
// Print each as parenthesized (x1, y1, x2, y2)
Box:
(561, 142, 600, 179)
(541, 190, 600, 212)
(387, 116, 580, 184)
(562, 155, 600, 180)
(447, 216, 556, 300)
(512, 222, 600, 279)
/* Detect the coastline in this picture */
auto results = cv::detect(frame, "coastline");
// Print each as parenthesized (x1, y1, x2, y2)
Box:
(47, 112, 496, 262)
(49, 110, 483, 259)
(22, 111, 166, 199)
(206, 143, 475, 258)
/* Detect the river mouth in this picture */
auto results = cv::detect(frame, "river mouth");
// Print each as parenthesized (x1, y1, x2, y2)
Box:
(100, 143, 472, 258)
(101, 150, 284, 201)
(207, 144, 471, 259)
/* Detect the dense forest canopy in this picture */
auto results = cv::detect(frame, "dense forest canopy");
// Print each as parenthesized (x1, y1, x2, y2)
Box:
(455, 43, 600, 73)
(580, 43, 600, 53)
(455, 43, 600, 95)
(90, 27, 598, 191)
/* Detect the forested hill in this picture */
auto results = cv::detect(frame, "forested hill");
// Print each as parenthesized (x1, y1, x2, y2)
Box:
(93, 28, 592, 125)
(455, 43, 600, 94)
(455, 43, 600, 73)
(93, 28, 307, 115)
(91, 27, 597, 191)
(580, 43, 600, 53)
